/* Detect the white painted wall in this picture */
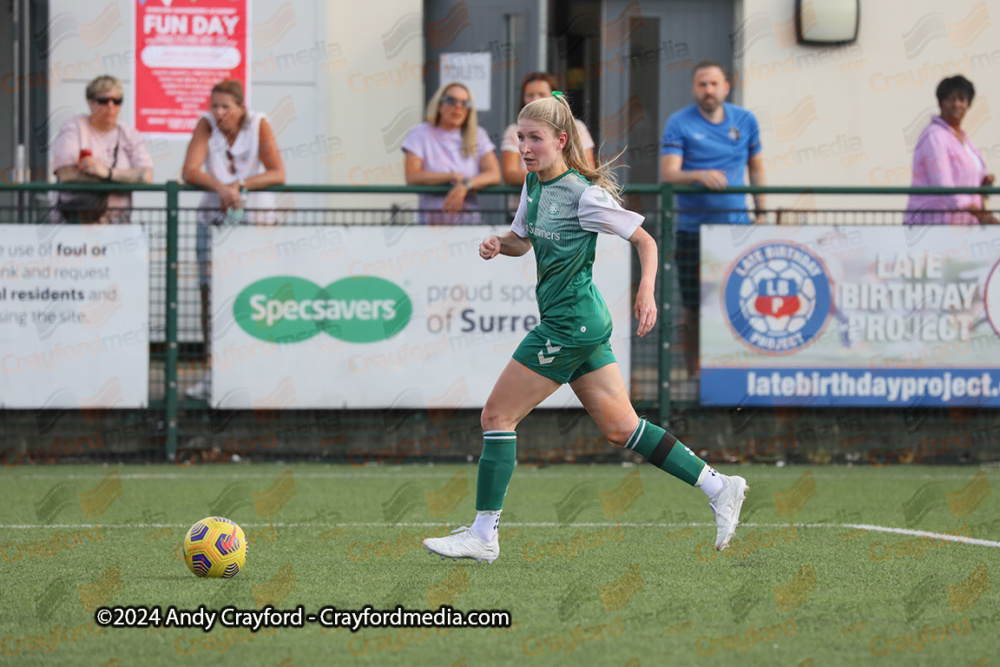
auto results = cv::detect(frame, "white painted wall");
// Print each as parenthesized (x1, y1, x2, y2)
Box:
(326, 1, 423, 211)
(44, 0, 424, 212)
(46, 0, 334, 205)
(41, 0, 1000, 218)
(736, 0, 1000, 212)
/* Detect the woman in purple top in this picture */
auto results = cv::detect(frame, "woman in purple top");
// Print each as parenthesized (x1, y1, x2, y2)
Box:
(905, 75, 997, 225)
(402, 81, 500, 224)
(51, 75, 153, 224)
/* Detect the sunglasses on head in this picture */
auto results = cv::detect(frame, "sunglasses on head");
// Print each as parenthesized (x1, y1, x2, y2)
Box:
(92, 96, 123, 106)
(441, 96, 470, 109)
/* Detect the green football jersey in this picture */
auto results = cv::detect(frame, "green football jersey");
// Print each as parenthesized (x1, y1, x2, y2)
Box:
(511, 169, 643, 345)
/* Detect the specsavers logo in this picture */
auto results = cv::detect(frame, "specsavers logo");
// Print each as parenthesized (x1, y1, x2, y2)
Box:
(234, 276, 412, 343)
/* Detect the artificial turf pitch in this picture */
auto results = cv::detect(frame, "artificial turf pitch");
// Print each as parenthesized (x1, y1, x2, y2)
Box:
(1, 463, 997, 666)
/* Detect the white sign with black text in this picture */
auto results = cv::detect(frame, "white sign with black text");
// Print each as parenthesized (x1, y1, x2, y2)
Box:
(0, 225, 149, 408)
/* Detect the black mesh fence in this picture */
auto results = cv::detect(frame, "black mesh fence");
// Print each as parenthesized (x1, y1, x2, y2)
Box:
(1, 201, 169, 466)
(662, 202, 1000, 467)
(167, 203, 661, 467)
(1, 189, 998, 467)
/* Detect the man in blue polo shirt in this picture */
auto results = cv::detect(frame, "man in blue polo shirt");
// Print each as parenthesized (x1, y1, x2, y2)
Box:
(660, 60, 766, 383)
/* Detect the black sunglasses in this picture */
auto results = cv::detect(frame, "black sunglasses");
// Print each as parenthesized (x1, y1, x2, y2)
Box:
(441, 95, 470, 109)
(93, 96, 124, 106)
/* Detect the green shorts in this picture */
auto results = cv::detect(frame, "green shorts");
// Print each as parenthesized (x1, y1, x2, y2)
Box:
(512, 326, 617, 384)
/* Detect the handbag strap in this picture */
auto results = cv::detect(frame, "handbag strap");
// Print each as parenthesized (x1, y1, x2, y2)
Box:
(79, 117, 121, 167)
(110, 126, 120, 168)
(57, 122, 121, 208)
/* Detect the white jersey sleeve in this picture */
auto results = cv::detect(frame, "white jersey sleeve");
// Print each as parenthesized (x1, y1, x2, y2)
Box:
(578, 185, 644, 239)
(510, 182, 529, 238)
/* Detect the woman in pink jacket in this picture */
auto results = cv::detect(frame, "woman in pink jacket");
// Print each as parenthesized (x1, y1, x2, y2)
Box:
(905, 75, 997, 225)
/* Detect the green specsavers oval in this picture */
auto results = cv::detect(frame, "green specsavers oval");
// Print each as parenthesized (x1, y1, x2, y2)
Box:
(322, 276, 412, 343)
(234, 276, 411, 344)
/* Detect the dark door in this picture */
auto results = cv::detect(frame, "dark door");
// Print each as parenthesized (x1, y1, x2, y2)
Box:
(602, 0, 736, 188)
(1, 0, 51, 214)
(423, 0, 544, 220)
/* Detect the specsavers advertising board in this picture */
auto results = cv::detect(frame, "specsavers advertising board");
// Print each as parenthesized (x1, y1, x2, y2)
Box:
(211, 225, 633, 409)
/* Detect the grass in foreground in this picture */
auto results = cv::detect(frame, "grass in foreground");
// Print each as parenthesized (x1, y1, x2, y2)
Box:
(0, 463, 997, 666)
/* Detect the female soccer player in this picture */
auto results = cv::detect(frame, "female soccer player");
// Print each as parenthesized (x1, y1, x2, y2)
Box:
(423, 93, 748, 564)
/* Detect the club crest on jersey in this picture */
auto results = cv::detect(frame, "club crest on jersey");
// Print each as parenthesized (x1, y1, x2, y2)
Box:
(547, 201, 560, 216)
(729, 126, 740, 141)
(722, 241, 833, 355)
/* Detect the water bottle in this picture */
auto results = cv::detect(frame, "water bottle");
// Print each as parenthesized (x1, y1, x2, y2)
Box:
(223, 191, 248, 225)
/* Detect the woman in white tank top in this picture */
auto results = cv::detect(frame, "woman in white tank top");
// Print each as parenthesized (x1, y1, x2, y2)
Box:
(181, 79, 286, 400)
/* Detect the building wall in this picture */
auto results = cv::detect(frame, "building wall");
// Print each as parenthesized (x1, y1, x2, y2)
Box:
(35, 0, 1000, 215)
(327, 1, 423, 211)
(42, 0, 423, 212)
(737, 0, 1000, 211)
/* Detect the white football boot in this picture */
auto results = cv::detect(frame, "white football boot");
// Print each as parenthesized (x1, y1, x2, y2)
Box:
(710, 475, 749, 551)
(423, 526, 499, 564)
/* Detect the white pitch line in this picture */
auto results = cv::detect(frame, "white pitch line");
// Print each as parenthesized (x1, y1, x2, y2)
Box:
(835, 523, 1000, 548)
(4, 471, 992, 481)
(1, 521, 998, 548)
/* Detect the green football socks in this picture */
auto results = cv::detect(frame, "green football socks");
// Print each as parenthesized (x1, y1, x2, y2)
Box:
(476, 431, 517, 511)
(625, 418, 706, 486)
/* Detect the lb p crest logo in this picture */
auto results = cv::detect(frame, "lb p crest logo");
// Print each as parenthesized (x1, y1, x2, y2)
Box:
(723, 241, 833, 355)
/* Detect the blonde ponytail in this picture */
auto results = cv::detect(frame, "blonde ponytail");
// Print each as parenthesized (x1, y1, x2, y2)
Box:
(518, 94, 624, 203)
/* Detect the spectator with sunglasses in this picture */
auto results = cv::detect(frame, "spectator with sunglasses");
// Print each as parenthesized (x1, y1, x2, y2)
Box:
(402, 81, 500, 224)
(51, 75, 153, 224)
(181, 79, 286, 401)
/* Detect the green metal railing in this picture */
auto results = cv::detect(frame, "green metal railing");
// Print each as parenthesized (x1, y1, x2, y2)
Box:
(2, 181, 997, 462)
